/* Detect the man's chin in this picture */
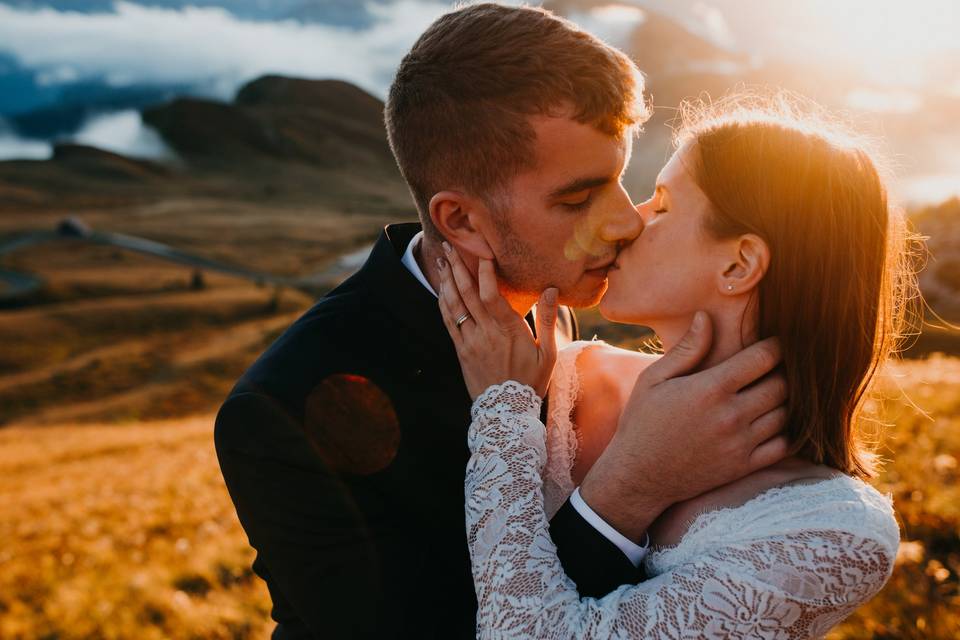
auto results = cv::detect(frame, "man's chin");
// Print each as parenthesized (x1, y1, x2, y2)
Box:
(558, 279, 608, 309)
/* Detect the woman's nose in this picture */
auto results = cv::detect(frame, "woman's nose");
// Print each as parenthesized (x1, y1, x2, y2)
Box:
(634, 197, 656, 225)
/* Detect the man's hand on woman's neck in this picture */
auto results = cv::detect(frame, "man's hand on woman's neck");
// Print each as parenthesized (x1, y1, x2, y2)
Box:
(658, 305, 760, 374)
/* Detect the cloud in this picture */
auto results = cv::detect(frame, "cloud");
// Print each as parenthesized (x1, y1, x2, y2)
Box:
(689, 2, 735, 49)
(0, 0, 454, 100)
(69, 109, 175, 160)
(0, 109, 176, 160)
(567, 4, 646, 48)
(0, 133, 51, 160)
(0, 116, 50, 159)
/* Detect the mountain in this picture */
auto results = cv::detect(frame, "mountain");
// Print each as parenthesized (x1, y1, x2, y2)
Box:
(0, 75, 409, 214)
(143, 77, 393, 172)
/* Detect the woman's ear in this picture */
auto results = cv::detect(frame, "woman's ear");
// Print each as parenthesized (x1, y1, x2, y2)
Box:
(719, 233, 770, 296)
(429, 190, 495, 260)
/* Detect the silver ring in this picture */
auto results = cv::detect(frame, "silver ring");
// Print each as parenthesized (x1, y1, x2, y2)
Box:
(456, 312, 472, 328)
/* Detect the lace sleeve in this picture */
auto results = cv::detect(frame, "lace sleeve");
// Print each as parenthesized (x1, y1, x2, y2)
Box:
(466, 382, 896, 639)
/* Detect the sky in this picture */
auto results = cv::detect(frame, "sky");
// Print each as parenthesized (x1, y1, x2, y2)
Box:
(0, 0, 957, 202)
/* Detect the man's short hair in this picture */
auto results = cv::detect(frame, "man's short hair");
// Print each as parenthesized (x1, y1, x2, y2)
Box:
(384, 2, 649, 237)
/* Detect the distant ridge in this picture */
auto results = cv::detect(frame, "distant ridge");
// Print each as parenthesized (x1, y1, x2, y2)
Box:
(235, 76, 384, 124)
(51, 144, 171, 181)
(143, 75, 395, 170)
(0, 75, 409, 213)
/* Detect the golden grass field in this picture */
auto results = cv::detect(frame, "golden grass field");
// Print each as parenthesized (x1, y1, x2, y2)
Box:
(2, 345, 958, 638)
(0, 416, 272, 639)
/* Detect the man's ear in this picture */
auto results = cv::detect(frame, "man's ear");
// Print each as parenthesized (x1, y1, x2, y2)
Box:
(429, 190, 495, 260)
(718, 233, 770, 296)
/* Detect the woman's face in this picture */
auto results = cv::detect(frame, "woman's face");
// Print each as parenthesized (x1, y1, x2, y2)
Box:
(600, 145, 731, 327)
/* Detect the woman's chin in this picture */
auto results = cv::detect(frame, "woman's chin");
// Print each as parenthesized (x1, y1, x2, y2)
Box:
(597, 294, 617, 320)
(598, 296, 643, 324)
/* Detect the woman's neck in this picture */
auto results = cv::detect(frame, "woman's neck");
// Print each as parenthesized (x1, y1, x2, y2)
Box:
(656, 304, 758, 372)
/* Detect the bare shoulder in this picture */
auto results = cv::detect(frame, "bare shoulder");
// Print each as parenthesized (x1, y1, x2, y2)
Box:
(569, 343, 658, 484)
(574, 342, 658, 402)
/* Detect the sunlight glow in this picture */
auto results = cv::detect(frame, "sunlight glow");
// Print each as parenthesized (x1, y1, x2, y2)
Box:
(897, 174, 960, 205)
(846, 88, 923, 114)
(777, 0, 960, 86)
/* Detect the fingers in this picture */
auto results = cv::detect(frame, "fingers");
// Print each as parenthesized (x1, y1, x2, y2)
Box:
(746, 405, 788, 448)
(748, 434, 790, 471)
(736, 372, 788, 424)
(535, 287, 559, 363)
(442, 242, 491, 326)
(640, 311, 712, 386)
(437, 257, 468, 346)
(477, 258, 518, 327)
(711, 337, 782, 394)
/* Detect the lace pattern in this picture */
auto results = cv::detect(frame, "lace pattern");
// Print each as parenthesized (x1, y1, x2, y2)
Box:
(543, 341, 598, 518)
(465, 381, 899, 639)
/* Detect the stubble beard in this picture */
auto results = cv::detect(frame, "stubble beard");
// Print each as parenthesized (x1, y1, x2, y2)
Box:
(493, 224, 607, 309)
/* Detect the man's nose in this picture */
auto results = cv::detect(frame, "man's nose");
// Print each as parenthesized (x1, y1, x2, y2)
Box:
(598, 202, 644, 244)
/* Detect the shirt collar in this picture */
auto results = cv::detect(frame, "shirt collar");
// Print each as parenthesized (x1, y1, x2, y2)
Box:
(400, 230, 438, 298)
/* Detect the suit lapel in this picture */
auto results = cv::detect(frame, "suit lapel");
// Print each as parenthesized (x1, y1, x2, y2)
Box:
(355, 223, 458, 357)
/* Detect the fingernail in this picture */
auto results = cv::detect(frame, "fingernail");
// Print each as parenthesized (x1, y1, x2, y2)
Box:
(546, 287, 558, 304)
(442, 241, 451, 254)
(436, 256, 446, 270)
(692, 311, 705, 332)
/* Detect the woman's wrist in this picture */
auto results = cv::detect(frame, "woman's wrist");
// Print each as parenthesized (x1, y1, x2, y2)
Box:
(471, 380, 543, 420)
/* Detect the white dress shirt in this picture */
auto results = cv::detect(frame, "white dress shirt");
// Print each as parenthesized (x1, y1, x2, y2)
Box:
(401, 231, 648, 567)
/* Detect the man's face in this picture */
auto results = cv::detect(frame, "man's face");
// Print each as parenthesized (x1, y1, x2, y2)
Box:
(483, 114, 644, 308)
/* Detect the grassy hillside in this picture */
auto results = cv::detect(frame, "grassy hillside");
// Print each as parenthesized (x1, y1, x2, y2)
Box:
(0, 416, 272, 639)
(1, 352, 958, 638)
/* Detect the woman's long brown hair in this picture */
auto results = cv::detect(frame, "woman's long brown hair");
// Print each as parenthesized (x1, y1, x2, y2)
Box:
(675, 93, 918, 478)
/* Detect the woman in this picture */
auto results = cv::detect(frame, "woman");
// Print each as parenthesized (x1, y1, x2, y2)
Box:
(437, 95, 908, 638)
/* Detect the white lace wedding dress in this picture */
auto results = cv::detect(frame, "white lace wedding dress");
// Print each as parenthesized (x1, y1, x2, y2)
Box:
(465, 342, 899, 639)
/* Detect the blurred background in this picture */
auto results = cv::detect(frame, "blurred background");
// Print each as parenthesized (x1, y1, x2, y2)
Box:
(0, 1, 957, 638)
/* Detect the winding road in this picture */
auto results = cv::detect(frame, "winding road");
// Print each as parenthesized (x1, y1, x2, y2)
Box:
(0, 218, 373, 302)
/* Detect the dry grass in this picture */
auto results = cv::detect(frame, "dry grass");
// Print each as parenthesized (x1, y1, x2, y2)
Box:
(0, 355, 956, 638)
(0, 240, 323, 427)
(828, 355, 960, 639)
(0, 416, 272, 640)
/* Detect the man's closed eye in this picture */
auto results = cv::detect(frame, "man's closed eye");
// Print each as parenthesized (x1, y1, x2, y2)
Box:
(561, 194, 593, 211)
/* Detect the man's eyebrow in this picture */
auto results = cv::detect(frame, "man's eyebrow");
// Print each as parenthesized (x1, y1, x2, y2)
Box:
(547, 176, 611, 200)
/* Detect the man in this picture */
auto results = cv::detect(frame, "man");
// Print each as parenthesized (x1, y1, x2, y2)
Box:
(214, 4, 787, 639)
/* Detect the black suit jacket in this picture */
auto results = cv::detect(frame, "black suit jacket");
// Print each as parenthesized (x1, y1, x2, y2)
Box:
(214, 223, 640, 639)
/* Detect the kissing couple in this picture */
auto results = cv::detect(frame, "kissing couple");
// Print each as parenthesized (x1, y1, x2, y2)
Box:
(215, 3, 906, 638)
